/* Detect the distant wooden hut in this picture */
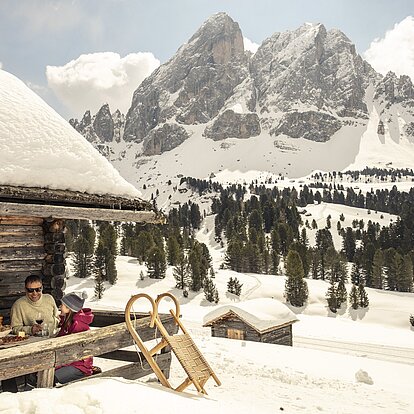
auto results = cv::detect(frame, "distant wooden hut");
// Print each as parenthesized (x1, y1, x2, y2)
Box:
(203, 298, 298, 346)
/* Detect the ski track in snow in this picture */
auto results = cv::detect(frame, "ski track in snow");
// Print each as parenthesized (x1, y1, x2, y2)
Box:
(294, 337, 414, 365)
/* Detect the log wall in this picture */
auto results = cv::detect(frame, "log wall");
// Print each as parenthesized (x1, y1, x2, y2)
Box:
(0, 216, 66, 322)
(261, 324, 293, 346)
(211, 315, 260, 341)
(42, 218, 66, 302)
(0, 216, 44, 321)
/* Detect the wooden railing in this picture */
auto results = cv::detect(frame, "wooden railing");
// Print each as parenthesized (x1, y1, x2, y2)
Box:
(0, 312, 178, 388)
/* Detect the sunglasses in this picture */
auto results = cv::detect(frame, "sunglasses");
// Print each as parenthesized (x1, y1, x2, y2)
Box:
(26, 287, 43, 293)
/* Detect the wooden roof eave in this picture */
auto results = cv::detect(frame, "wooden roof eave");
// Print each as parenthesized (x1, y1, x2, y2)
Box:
(0, 201, 165, 224)
(0, 185, 150, 210)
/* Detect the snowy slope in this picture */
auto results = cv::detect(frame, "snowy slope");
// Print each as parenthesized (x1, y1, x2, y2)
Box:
(2, 332, 413, 414)
(107, 102, 414, 201)
(3, 208, 413, 413)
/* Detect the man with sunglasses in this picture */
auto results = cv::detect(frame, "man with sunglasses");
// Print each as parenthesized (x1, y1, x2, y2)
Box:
(1, 276, 59, 392)
(10, 274, 59, 336)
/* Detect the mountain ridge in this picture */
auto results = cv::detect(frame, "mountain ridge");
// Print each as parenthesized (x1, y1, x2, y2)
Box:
(69, 13, 414, 187)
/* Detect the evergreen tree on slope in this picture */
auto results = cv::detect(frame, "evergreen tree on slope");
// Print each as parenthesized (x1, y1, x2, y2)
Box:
(284, 250, 308, 307)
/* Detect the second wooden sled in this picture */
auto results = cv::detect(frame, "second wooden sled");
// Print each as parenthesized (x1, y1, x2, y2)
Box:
(125, 292, 221, 394)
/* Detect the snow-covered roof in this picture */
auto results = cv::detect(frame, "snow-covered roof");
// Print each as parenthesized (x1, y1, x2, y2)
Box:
(0, 69, 140, 199)
(203, 298, 298, 333)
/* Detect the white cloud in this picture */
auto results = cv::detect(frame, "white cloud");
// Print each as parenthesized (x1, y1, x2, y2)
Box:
(243, 37, 259, 54)
(364, 16, 414, 82)
(46, 52, 160, 117)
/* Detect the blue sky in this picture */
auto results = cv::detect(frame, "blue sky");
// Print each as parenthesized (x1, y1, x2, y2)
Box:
(1, 0, 413, 118)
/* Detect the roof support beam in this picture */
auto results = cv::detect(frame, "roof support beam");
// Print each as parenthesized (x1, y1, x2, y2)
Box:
(0, 202, 164, 224)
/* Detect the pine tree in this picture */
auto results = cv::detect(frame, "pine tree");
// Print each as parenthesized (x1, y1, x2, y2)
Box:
(243, 241, 262, 273)
(326, 279, 338, 313)
(225, 239, 244, 272)
(336, 278, 347, 307)
(227, 277, 235, 294)
(358, 283, 369, 308)
(72, 235, 94, 278)
(203, 278, 217, 302)
(371, 250, 384, 289)
(310, 249, 320, 279)
(190, 202, 202, 229)
(284, 250, 308, 307)
(120, 236, 127, 256)
(349, 284, 359, 310)
(397, 254, 414, 292)
(213, 289, 220, 304)
(147, 246, 166, 279)
(106, 254, 118, 284)
(173, 253, 191, 289)
(135, 231, 155, 263)
(209, 266, 215, 279)
(233, 277, 243, 296)
(94, 241, 106, 279)
(94, 223, 118, 284)
(342, 227, 356, 261)
(94, 269, 105, 299)
(270, 227, 280, 255)
(315, 229, 334, 280)
(350, 261, 363, 285)
(188, 242, 209, 291)
(384, 248, 400, 291)
(167, 235, 181, 266)
(271, 250, 280, 274)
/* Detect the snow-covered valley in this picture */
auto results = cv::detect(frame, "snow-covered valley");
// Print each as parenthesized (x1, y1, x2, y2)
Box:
(3, 201, 413, 414)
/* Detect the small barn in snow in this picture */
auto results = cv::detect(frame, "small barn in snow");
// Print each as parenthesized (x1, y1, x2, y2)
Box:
(203, 298, 298, 346)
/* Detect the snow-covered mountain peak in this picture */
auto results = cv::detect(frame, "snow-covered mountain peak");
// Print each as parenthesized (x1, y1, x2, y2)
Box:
(70, 14, 414, 187)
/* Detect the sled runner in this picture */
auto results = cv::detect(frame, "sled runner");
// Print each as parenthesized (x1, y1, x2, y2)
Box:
(125, 292, 221, 394)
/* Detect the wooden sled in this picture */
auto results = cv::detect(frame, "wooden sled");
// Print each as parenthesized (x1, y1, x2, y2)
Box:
(125, 292, 221, 394)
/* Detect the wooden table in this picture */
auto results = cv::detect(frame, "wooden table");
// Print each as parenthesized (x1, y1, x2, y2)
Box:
(0, 313, 178, 388)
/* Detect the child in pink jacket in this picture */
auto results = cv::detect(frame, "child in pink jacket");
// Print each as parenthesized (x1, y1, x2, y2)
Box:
(55, 292, 94, 384)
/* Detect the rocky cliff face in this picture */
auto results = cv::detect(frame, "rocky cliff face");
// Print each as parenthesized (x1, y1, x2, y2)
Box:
(71, 13, 414, 162)
(250, 24, 377, 141)
(69, 104, 125, 157)
(373, 72, 414, 140)
(122, 12, 248, 151)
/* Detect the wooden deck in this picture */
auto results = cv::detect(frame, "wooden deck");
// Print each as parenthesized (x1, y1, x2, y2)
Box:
(0, 311, 178, 388)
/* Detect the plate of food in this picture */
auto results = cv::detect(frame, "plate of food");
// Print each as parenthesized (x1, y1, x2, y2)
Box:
(0, 335, 29, 345)
(0, 324, 12, 338)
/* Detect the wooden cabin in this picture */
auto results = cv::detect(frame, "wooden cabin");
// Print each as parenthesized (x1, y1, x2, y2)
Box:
(0, 69, 175, 389)
(203, 298, 298, 346)
(0, 68, 164, 322)
(0, 184, 163, 322)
